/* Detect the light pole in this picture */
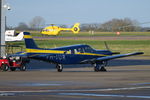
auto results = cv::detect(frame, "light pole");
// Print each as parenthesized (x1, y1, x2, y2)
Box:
(0, 0, 10, 57)
(0, 0, 6, 57)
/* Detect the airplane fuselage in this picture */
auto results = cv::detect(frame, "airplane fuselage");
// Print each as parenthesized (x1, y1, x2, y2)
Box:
(27, 44, 113, 64)
(20, 32, 143, 72)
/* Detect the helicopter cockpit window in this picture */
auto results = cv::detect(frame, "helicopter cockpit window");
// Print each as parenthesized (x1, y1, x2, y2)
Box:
(43, 29, 49, 32)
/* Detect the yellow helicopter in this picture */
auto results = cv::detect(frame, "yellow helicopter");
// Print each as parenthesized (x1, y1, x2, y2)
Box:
(41, 23, 80, 36)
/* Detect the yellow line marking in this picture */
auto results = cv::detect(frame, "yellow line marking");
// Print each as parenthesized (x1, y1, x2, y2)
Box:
(26, 49, 108, 56)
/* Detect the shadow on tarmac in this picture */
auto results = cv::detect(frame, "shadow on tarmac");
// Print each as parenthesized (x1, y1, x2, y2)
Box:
(27, 59, 150, 70)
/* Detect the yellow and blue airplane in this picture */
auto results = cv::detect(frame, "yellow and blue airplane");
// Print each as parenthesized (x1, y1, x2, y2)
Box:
(19, 32, 143, 72)
(41, 23, 80, 36)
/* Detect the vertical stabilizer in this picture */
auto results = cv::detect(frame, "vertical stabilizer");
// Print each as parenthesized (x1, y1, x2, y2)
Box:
(23, 32, 38, 49)
(72, 23, 80, 34)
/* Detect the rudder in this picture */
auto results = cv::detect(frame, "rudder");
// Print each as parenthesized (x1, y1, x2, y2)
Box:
(23, 32, 38, 49)
(72, 23, 80, 34)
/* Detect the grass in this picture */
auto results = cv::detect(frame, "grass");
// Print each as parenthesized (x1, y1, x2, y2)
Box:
(19, 31, 150, 37)
(8, 39, 150, 56)
(7, 31, 150, 56)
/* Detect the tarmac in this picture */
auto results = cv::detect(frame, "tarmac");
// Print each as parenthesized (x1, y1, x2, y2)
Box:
(0, 56, 150, 100)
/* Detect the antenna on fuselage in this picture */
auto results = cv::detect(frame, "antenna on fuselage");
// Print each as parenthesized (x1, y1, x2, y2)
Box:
(104, 41, 110, 50)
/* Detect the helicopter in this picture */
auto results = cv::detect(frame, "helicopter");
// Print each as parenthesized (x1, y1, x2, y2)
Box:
(41, 23, 80, 36)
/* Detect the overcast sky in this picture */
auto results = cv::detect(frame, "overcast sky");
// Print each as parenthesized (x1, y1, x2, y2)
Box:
(6, 0, 150, 27)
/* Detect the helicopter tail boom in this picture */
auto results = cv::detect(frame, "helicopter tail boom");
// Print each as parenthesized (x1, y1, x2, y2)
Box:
(71, 23, 80, 34)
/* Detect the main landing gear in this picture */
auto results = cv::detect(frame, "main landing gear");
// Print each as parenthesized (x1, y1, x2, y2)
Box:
(56, 64, 63, 72)
(93, 61, 107, 72)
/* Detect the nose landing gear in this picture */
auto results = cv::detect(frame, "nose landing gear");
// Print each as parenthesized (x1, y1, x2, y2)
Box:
(56, 64, 63, 72)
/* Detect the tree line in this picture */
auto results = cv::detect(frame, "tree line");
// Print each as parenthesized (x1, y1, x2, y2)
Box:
(7, 16, 149, 32)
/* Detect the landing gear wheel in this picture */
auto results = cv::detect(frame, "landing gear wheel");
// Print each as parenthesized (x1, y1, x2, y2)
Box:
(56, 64, 63, 72)
(10, 67, 16, 71)
(99, 67, 107, 71)
(94, 66, 99, 72)
(2, 64, 9, 71)
(20, 65, 26, 71)
(93, 61, 107, 72)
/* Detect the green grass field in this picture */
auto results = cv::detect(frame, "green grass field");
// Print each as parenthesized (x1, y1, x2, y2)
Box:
(28, 31, 150, 37)
(8, 31, 150, 56)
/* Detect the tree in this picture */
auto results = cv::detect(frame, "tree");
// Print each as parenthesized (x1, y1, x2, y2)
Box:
(29, 16, 45, 30)
(100, 18, 140, 32)
(80, 23, 100, 31)
(15, 22, 29, 31)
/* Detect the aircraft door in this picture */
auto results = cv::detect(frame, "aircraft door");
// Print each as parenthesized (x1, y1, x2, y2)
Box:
(64, 49, 79, 64)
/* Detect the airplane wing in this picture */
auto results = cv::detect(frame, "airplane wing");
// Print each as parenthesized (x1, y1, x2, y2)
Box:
(81, 52, 144, 64)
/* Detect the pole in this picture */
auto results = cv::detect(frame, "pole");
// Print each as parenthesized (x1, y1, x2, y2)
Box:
(0, 0, 6, 57)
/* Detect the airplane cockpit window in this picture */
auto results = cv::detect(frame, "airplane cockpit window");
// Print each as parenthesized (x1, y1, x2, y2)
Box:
(84, 46, 95, 52)
(77, 48, 85, 53)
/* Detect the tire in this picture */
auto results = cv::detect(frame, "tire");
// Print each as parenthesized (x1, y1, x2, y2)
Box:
(10, 67, 16, 71)
(93, 63, 107, 72)
(56, 64, 63, 72)
(99, 67, 107, 72)
(94, 67, 99, 72)
(102, 61, 108, 67)
(2, 64, 9, 71)
(20, 65, 26, 71)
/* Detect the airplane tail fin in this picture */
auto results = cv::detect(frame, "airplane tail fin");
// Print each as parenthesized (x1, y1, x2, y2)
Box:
(23, 32, 39, 49)
(15, 32, 24, 40)
(71, 23, 80, 34)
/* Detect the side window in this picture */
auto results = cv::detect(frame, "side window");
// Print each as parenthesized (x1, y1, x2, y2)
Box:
(77, 48, 81, 52)
(66, 49, 78, 54)
(68, 50, 71, 54)
(77, 48, 85, 53)
(74, 49, 78, 54)
(71, 49, 75, 54)
(64, 51, 67, 54)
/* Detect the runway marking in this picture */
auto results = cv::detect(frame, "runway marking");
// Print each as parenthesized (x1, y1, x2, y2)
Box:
(0, 86, 150, 93)
(131, 82, 150, 86)
(59, 93, 150, 99)
(0, 93, 15, 96)
(20, 83, 63, 86)
(48, 86, 150, 92)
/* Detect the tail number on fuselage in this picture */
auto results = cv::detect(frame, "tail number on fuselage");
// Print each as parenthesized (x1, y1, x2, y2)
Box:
(48, 54, 66, 61)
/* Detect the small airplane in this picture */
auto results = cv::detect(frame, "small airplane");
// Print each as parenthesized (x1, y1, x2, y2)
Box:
(18, 32, 143, 72)
(5, 32, 24, 42)
(41, 23, 80, 36)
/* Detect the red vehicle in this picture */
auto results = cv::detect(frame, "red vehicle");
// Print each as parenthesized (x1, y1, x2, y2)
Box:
(0, 56, 29, 71)
(0, 57, 9, 71)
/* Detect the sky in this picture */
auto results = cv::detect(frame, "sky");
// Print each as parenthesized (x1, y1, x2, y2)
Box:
(5, 0, 150, 27)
